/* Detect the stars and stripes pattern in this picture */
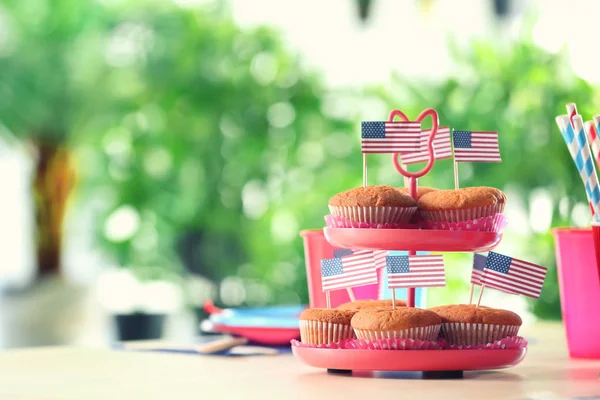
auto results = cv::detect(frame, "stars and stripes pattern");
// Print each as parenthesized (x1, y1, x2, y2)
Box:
(481, 252, 547, 299)
(401, 126, 453, 164)
(361, 121, 421, 153)
(453, 130, 501, 162)
(557, 116, 600, 220)
(320, 250, 378, 291)
(470, 253, 487, 285)
(386, 255, 446, 289)
(373, 250, 388, 270)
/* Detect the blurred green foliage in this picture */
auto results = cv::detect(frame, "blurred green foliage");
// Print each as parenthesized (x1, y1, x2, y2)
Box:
(0, 1, 595, 318)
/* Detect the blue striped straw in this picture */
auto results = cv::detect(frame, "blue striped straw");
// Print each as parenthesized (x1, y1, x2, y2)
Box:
(556, 115, 600, 221)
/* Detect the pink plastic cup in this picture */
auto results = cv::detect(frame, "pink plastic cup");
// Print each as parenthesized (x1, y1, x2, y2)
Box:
(300, 229, 381, 308)
(552, 227, 600, 358)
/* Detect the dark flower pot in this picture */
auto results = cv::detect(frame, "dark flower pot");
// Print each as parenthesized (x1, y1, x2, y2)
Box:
(115, 312, 165, 341)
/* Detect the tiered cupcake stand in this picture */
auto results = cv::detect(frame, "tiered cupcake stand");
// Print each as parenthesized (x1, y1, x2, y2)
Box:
(292, 109, 526, 378)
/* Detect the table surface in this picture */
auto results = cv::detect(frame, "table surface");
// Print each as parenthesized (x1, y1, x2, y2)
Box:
(0, 323, 597, 400)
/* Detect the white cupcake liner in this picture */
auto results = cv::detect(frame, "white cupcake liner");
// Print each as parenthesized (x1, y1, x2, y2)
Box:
(299, 320, 355, 345)
(353, 324, 440, 341)
(329, 205, 417, 224)
(420, 204, 505, 222)
(439, 323, 520, 346)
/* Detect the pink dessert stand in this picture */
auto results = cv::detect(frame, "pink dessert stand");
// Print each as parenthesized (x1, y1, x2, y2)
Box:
(293, 108, 523, 378)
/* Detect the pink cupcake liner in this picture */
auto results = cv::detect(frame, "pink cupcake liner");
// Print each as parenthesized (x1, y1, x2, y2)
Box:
(354, 325, 440, 341)
(290, 339, 350, 349)
(446, 336, 527, 350)
(324, 215, 417, 230)
(420, 204, 505, 222)
(299, 320, 355, 345)
(419, 213, 507, 233)
(329, 205, 417, 224)
(439, 323, 520, 346)
(347, 337, 446, 350)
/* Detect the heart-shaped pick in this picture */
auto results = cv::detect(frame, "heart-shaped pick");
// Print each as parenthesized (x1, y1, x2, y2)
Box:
(389, 108, 439, 179)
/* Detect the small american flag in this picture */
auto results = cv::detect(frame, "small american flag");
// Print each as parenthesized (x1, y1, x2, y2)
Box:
(373, 250, 388, 270)
(481, 252, 547, 298)
(471, 253, 487, 285)
(386, 255, 446, 289)
(401, 126, 453, 164)
(321, 250, 377, 291)
(361, 121, 421, 153)
(453, 130, 501, 162)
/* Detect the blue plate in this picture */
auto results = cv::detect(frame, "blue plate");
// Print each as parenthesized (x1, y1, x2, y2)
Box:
(209, 305, 305, 329)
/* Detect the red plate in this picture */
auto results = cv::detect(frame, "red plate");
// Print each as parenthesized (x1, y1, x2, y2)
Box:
(324, 228, 502, 252)
(292, 347, 526, 371)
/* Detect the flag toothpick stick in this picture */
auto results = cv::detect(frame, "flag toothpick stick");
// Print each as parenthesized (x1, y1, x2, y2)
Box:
(346, 288, 356, 302)
(453, 161, 459, 190)
(468, 283, 475, 305)
(476, 284, 485, 307)
(326, 291, 331, 309)
(362, 154, 367, 188)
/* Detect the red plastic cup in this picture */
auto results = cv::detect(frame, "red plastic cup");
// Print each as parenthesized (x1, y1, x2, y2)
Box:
(593, 223, 600, 282)
(552, 228, 600, 358)
(300, 229, 381, 309)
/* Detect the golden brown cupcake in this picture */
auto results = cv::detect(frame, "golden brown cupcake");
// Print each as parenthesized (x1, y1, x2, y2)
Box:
(337, 299, 407, 311)
(398, 186, 439, 201)
(328, 185, 417, 224)
(417, 186, 506, 222)
(299, 308, 357, 345)
(428, 304, 522, 346)
(351, 307, 441, 340)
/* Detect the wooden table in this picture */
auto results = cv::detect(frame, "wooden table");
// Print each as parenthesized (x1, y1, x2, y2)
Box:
(0, 324, 597, 400)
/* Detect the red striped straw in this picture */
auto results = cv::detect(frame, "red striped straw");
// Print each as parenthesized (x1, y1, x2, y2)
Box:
(566, 103, 578, 126)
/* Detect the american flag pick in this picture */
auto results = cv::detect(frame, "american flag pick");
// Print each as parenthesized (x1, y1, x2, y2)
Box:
(401, 126, 453, 164)
(361, 121, 421, 153)
(471, 253, 487, 285)
(386, 255, 446, 289)
(481, 252, 547, 299)
(320, 250, 378, 292)
(373, 250, 388, 270)
(453, 130, 501, 162)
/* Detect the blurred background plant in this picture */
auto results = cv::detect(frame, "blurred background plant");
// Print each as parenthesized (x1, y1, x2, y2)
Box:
(0, 0, 595, 345)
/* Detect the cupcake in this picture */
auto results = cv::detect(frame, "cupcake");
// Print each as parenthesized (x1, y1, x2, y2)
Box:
(417, 186, 506, 222)
(299, 308, 356, 345)
(328, 185, 417, 224)
(428, 304, 522, 346)
(398, 186, 438, 201)
(337, 299, 407, 311)
(351, 307, 441, 340)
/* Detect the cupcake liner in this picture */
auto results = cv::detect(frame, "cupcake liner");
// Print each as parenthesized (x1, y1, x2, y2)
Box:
(420, 204, 505, 223)
(290, 339, 350, 349)
(419, 213, 508, 233)
(324, 214, 417, 230)
(329, 205, 418, 224)
(446, 336, 527, 350)
(299, 320, 355, 345)
(439, 323, 520, 346)
(353, 325, 440, 341)
(346, 337, 446, 350)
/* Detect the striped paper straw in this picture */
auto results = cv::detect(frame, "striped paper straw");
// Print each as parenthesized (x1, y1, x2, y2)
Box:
(590, 115, 600, 164)
(556, 115, 600, 219)
(566, 103, 578, 126)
